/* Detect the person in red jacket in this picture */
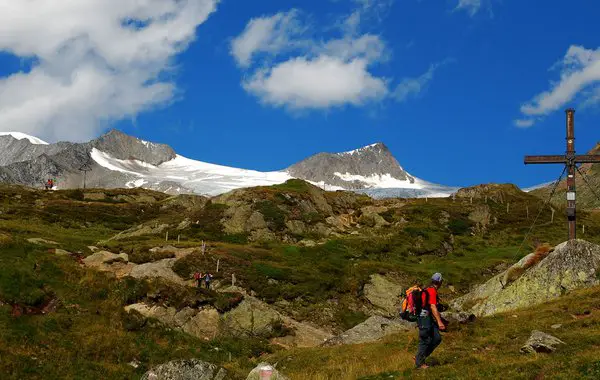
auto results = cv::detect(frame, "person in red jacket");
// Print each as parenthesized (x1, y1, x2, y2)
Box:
(415, 273, 446, 369)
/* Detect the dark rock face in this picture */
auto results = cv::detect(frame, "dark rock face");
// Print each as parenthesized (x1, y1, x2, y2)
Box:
(91, 129, 176, 165)
(286, 143, 414, 189)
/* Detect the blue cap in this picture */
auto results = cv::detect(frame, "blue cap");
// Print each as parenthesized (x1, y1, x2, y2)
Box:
(432, 273, 443, 282)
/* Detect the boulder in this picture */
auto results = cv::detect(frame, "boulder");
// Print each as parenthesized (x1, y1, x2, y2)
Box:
(441, 311, 476, 324)
(222, 204, 252, 235)
(323, 316, 414, 346)
(245, 212, 268, 231)
(125, 303, 220, 340)
(141, 359, 227, 380)
(246, 363, 289, 380)
(130, 259, 186, 286)
(285, 220, 307, 235)
(520, 330, 565, 354)
(108, 223, 169, 241)
(452, 240, 600, 317)
(83, 251, 134, 277)
(53, 249, 71, 256)
(363, 274, 403, 317)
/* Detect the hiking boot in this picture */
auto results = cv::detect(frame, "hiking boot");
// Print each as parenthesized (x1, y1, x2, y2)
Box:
(416, 364, 430, 370)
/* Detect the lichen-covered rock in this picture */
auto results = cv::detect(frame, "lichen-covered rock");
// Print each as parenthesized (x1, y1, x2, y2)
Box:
(363, 274, 403, 317)
(141, 359, 227, 380)
(452, 240, 600, 317)
(441, 311, 476, 324)
(520, 330, 565, 354)
(323, 316, 414, 346)
(182, 308, 220, 340)
(129, 259, 186, 286)
(83, 251, 132, 277)
(246, 363, 288, 380)
(285, 220, 307, 235)
(108, 223, 169, 241)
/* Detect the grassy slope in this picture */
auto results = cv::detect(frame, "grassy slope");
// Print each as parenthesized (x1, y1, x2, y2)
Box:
(265, 286, 600, 380)
(1, 183, 600, 378)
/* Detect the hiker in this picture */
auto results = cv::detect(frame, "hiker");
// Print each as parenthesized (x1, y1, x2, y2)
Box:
(45, 179, 53, 190)
(203, 273, 213, 290)
(194, 272, 202, 288)
(415, 273, 446, 369)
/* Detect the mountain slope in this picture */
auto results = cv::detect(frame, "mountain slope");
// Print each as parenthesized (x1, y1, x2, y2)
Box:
(0, 131, 456, 198)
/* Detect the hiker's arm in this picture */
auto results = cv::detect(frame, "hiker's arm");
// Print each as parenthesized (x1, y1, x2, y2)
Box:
(430, 304, 445, 330)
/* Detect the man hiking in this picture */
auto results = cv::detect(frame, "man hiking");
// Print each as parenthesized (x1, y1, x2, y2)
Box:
(415, 272, 446, 369)
(203, 273, 213, 290)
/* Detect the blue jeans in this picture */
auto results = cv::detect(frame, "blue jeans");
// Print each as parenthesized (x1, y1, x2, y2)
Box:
(415, 315, 442, 367)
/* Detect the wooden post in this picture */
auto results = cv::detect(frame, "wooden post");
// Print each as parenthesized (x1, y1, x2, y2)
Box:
(583, 224, 586, 235)
(165, 231, 169, 241)
(526, 205, 529, 219)
(507, 203, 510, 214)
(232, 273, 236, 287)
(485, 195, 488, 204)
(216, 259, 220, 273)
(177, 234, 180, 243)
(202, 241, 206, 255)
(470, 197, 473, 204)
(551, 208, 555, 223)
(425, 197, 428, 203)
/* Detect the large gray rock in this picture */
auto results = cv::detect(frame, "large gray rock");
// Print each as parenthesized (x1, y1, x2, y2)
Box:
(141, 359, 227, 380)
(323, 316, 414, 346)
(129, 259, 186, 286)
(246, 363, 288, 380)
(452, 240, 600, 317)
(520, 330, 565, 354)
(363, 274, 403, 317)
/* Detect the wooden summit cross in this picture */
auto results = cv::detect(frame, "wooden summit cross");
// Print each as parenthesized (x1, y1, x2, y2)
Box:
(524, 108, 600, 240)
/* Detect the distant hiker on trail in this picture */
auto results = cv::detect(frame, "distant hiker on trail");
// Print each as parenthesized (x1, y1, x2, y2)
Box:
(194, 272, 202, 288)
(414, 273, 446, 370)
(44, 179, 54, 190)
(203, 273, 213, 290)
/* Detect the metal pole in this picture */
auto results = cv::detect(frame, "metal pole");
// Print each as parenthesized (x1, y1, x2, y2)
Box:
(566, 108, 576, 240)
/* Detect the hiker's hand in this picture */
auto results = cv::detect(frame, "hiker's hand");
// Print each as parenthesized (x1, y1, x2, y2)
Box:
(438, 322, 446, 331)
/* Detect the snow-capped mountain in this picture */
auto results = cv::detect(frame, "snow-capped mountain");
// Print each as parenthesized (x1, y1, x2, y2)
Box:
(0, 130, 457, 198)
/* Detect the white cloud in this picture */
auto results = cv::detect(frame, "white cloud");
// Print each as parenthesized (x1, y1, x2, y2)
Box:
(231, 1, 425, 111)
(514, 119, 535, 128)
(393, 61, 449, 102)
(518, 45, 600, 127)
(455, 0, 482, 16)
(243, 56, 388, 109)
(230, 10, 306, 68)
(0, 0, 219, 142)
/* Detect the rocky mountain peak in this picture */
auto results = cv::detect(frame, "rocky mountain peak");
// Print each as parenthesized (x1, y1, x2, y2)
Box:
(91, 129, 176, 166)
(286, 142, 414, 190)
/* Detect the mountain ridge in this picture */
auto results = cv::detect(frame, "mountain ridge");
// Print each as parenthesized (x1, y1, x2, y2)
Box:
(0, 130, 456, 198)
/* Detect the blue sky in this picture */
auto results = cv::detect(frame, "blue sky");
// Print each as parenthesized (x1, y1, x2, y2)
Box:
(0, 0, 600, 189)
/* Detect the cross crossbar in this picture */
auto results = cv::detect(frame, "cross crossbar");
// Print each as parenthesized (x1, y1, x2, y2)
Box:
(524, 108, 600, 240)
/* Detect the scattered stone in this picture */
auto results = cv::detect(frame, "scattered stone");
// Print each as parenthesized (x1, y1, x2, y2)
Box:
(520, 330, 565, 354)
(53, 249, 71, 256)
(27, 238, 59, 245)
(323, 316, 414, 346)
(129, 359, 141, 369)
(141, 359, 227, 380)
(551, 324, 562, 330)
(441, 311, 476, 324)
(87, 246, 99, 252)
(246, 363, 289, 380)
(363, 274, 403, 317)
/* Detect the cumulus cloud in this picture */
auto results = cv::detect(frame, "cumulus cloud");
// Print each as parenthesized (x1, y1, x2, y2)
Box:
(517, 45, 600, 127)
(232, 1, 445, 111)
(514, 119, 535, 128)
(230, 10, 307, 68)
(243, 56, 388, 109)
(455, 0, 482, 16)
(0, 0, 219, 142)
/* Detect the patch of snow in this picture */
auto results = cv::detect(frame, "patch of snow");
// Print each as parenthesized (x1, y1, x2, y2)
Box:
(0, 132, 49, 145)
(334, 172, 423, 189)
(338, 143, 381, 156)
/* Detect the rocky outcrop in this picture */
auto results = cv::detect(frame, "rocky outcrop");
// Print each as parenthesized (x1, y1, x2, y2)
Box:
(125, 303, 220, 340)
(452, 240, 600, 317)
(363, 274, 403, 317)
(454, 183, 522, 203)
(141, 359, 227, 380)
(323, 316, 414, 346)
(107, 223, 170, 241)
(359, 206, 390, 228)
(520, 331, 565, 354)
(82, 251, 135, 278)
(221, 295, 333, 347)
(129, 259, 187, 286)
(246, 363, 289, 380)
